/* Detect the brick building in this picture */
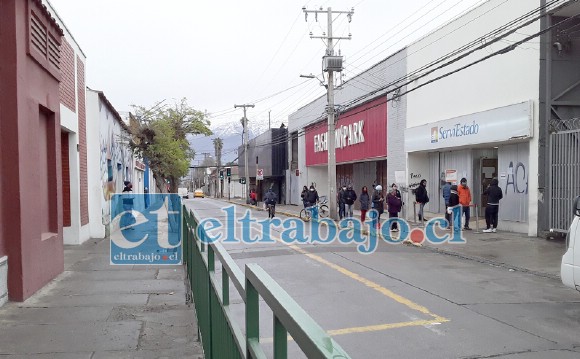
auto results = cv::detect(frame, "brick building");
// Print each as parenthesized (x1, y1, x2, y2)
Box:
(45, 0, 91, 245)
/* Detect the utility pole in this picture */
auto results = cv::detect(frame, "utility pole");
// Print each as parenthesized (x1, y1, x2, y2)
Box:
(234, 104, 255, 199)
(213, 138, 223, 198)
(303, 6, 353, 220)
(268, 110, 271, 129)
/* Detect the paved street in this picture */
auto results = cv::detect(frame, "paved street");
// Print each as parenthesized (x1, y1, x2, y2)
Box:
(186, 198, 580, 359)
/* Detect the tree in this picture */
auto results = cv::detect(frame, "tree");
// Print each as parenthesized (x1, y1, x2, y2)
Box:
(129, 98, 212, 194)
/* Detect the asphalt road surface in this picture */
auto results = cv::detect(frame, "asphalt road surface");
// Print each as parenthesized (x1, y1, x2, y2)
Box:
(185, 198, 580, 359)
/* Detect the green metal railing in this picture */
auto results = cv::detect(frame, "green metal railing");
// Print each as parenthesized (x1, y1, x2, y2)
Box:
(182, 205, 351, 359)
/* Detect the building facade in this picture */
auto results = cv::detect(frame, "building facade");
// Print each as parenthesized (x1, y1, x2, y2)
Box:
(0, 0, 65, 302)
(404, 0, 580, 235)
(86, 89, 144, 237)
(239, 128, 288, 203)
(287, 49, 408, 208)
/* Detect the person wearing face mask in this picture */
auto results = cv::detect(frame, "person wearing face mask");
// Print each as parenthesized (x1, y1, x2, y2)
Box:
(415, 179, 429, 221)
(387, 183, 402, 231)
(359, 186, 370, 222)
(372, 185, 385, 228)
(344, 185, 357, 219)
(300, 186, 309, 208)
(458, 177, 472, 230)
(306, 185, 319, 208)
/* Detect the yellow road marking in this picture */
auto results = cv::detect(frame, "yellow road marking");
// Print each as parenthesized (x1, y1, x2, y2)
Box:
(286, 243, 448, 323)
(261, 318, 447, 343)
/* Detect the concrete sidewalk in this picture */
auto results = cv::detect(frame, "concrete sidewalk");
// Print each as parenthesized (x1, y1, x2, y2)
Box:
(0, 238, 203, 358)
(224, 198, 566, 279)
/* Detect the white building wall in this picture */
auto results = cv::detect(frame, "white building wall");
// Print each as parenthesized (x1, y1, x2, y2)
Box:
(406, 0, 541, 127)
(386, 50, 408, 188)
(86, 90, 105, 239)
(405, 0, 542, 235)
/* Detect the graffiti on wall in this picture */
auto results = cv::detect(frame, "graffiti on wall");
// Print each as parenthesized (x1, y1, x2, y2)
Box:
(100, 108, 133, 224)
(505, 161, 528, 195)
(408, 172, 423, 194)
(497, 143, 529, 222)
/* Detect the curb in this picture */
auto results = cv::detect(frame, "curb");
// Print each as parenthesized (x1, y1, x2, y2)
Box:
(216, 199, 559, 280)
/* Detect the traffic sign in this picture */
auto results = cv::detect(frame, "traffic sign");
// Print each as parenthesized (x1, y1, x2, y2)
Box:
(257, 169, 264, 180)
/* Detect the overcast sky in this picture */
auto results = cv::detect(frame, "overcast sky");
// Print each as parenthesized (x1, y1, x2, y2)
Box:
(47, 0, 483, 131)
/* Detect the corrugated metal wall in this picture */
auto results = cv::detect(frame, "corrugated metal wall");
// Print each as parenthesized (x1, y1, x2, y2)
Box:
(549, 130, 580, 231)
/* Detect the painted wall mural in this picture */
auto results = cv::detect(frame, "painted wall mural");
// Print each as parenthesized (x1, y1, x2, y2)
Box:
(99, 106, 133, 225)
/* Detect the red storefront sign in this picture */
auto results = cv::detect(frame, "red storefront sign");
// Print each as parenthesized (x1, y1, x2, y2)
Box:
(305, 97, 387, 166)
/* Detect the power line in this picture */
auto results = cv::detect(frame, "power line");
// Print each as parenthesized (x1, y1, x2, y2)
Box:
(237, 4, 580, 155)
(339, 0, 574, 109)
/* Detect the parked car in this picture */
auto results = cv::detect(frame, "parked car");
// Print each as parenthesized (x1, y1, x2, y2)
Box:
(178, 188, 189, 199)
(194, 189, 205, 198)
(561, 196, 580, 292)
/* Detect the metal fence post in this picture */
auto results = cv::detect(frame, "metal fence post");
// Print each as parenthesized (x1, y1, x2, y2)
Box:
(273, 315, 288, 359)
(246, 278, 260, 358)
(474, 204, 480, 233)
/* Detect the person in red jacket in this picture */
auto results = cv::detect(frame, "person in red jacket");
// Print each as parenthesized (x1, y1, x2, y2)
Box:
(458, 177, 472, 230)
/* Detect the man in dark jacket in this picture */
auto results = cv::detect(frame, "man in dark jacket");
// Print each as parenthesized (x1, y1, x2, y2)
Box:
(442, 181, 451, 229)
(415, 179, 429, 221)
(483, 178, 503, 233)
(448, 185, 461, 233)
(344, 185, 357, 219)
(264, 188, 278, 218)
(306, 185, 320, 218)
(387, 186, 402, 231)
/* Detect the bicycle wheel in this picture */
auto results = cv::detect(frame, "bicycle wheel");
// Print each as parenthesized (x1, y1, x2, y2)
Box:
(300, 208, 311, 221)
(319, 205, 329, 218)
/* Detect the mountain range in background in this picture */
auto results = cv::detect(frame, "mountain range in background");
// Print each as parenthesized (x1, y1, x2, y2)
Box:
(188, 118, 280, 166)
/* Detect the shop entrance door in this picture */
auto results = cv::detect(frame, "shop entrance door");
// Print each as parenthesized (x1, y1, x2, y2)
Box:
(480, 158, 498, 216)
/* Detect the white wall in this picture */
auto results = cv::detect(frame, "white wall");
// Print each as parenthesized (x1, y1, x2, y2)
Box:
(406, 0, 541, 127)
(86, 90, 105, 239)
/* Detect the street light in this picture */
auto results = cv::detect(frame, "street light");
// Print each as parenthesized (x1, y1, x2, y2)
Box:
(300, 74, 327, 88)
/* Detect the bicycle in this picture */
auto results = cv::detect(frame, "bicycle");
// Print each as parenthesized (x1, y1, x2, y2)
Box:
(300, 196, 329, 221)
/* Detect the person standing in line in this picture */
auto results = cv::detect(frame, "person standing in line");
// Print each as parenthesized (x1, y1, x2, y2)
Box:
(458, 178, 472, 230)
(300, 186, 309, 208)
(442, 181, 451, 229)
(448, 184, 461, 233)
(387, 185, 402, 231)
(359, 186, 370, 222)
(338, 185, 347, 220)
(483, 178, 503, 233)
(344, 185, 357, 219)
(415, 179, 429, 221)
(372, 185, 385, 228)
